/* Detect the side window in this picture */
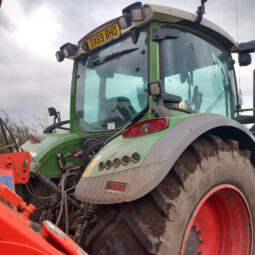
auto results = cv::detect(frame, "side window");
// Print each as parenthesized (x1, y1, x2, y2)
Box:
(75, 67, 100, 130)
(162, 30, 236, 117)
(84, 68, 100, 123)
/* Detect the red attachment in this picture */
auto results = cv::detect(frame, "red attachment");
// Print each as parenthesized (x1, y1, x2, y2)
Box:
(123, 118, 169, 138)
(41, 220, 88, 255)
(0, 183, 88, 255)
(0, 152, 31, 187)
(106, 181, 126, 192)
(0, 183, 25, 208)
(29, 133, 40, 143)
(181, 184, 253, 255)
(0, 241, 48, 255)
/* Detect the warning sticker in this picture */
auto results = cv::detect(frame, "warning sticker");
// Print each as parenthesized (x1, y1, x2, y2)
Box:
(0, 175, 14, 191)
(107, 122, 115, 130)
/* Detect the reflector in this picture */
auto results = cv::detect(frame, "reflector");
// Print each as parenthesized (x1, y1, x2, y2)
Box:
(29, 134, 40, 144)
(106, 181, 126, 192)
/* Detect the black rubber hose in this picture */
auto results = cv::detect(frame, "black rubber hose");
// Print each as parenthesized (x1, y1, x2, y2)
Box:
(43, 120, 70, 133)
(35, 170, 81, 210)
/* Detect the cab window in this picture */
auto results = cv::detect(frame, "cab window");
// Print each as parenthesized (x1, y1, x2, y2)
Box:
(162, 29, 237, 117)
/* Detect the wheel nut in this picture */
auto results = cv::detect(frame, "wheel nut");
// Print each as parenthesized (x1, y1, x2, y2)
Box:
(200, 239, 204, 243)
(192, 224, 197, 229)
(198, 251, 202, 255)
(198, 229, 202, 234)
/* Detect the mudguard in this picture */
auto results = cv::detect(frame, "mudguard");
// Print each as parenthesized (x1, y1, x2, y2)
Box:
(75, 113, 255, 204)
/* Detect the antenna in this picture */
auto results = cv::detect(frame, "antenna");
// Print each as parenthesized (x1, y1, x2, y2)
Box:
(235, 0, 241, 94)
(195, 0, 208, 24)
(235, 0, 239, 43)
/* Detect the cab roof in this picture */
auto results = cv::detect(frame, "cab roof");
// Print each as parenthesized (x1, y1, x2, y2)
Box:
(77, 3, 238, 55)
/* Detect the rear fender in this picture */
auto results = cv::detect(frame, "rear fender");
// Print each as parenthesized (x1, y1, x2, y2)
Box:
(75, 113, 255, 204)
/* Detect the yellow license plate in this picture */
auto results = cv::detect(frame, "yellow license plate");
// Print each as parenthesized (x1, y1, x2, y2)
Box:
(87, 23, 120, 50)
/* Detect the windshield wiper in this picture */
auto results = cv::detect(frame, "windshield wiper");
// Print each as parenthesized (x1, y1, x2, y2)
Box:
(91, 47, 138, 66)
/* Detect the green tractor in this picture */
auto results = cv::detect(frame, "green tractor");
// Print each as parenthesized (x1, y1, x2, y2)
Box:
(21, 1, 255, 254)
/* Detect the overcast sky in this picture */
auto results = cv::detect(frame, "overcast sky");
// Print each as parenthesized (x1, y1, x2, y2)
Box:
(0, 0, 255, 126)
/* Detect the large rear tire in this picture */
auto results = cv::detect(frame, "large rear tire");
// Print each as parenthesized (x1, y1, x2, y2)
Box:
(87, 135, 255, 255)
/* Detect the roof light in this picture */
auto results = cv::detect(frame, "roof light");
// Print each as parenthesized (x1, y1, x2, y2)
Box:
(62, 43, 78, 58)
(56, 50, 65, 62)
(131, 6, 144, 22)
(122, 2, 142, 15)
(55, 43, 78, 62)
(119, 2, 142, 30)
(82, 42, 89, 52)
(29, 134, 40, 144)
(118, 15, 131, 30)
(123, 118, 169, 138)
(106, 181, 126, 192)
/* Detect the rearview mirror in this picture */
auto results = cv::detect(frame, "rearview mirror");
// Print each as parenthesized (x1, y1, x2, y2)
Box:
(48, 107, 57, 117)
(238, 53, 251, 66)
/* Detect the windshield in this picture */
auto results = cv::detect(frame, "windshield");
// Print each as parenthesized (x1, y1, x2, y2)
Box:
(75, 30, 148, 132)
(162, 29, 237, 117)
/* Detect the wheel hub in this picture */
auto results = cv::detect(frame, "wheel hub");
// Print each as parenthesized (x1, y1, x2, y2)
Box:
(181, 185, 253, 255)
(184, 230, 199, 255)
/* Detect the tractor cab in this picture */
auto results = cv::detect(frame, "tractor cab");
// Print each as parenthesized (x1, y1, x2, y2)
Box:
(56, 2, 241, 136)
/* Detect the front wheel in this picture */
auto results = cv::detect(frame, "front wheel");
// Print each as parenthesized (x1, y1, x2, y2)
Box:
(87, 135, 255, 255)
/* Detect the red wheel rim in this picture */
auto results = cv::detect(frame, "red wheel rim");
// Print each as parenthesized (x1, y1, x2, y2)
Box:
(181, 184, 253, 255)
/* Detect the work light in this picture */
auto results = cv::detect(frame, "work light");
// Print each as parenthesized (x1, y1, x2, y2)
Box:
(131, 6, 144, 22)
(55, 50, 65, 62)
(62, 43, 78, 58)
(118, 14, 131, 30)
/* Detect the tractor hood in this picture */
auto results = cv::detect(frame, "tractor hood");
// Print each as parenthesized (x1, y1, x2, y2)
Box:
(22, 132, 81, 178)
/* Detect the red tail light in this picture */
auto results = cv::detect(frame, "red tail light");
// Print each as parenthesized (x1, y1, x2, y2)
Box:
(123, 118, 169, 138)
(29, 134, 40, 143)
